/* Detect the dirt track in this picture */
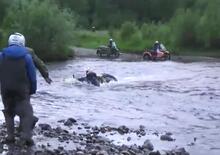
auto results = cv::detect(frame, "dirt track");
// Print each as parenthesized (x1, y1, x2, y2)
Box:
(73, 47, 220, 62)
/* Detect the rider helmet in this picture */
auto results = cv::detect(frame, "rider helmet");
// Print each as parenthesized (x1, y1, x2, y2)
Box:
(86, 67, 91, 75)
(8, 32, 25, 47)
(109, 38, 113, 42)
(155, 40, 159, 44)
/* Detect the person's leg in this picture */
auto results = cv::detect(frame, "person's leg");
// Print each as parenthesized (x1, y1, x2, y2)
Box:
(15, 96, 34, 145)
(2, 95, 15, 142)
(2, 109, 15, 142)
(17, 115, 38, 132)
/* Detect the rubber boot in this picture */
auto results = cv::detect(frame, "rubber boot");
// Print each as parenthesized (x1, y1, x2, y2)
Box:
(32, 116, 39, 129)
(20, 116, 34, 146)
(2, 110, 15, 143)
(17, 115, 39, 133)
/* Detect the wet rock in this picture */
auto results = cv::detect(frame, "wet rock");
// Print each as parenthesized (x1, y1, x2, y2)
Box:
(0, 120, 190, 155)
(129, 144, 140, 153)
(89, 149, 98, 155)
(54, 127, 62, 134)
(160, 133, 175, 141)
(136, 129, 146, 136)
(100, 126, 112, 133)
(139, 125, 146, 130)
(172, 147, 190, 155)
(149, 151, 161, 155)
(143, 148, 151, 155)
(187, 142, 195, 146)
(0, 143, 3, 153)
(38, 123, 52, 131)
(164, 147, 190, 155)
(166, 132, 172, 136)
(127, 137, 131, 141)
(95, 136, 111, 144)
(142, 139, 154, 151)
(121, 150, 131, 155)
(118, 125, 129, 135)
(193, 137, 197, 142)
(64, 118, 77, 126)
(153, 131, 159, 136)
(76, 151, 84, 155)
(57, 119, 65, 123)
(96, 150, 109, 155)
(92, 126, 100, 135)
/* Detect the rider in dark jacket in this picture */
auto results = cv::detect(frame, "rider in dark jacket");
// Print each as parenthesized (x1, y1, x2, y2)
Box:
(108, 38, 119, 54)
(153, 41, 162, 54)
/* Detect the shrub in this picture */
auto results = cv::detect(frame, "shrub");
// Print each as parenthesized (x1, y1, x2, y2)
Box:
(140, 23, 172, 49)
(119, 22, 139, 41)
(2, 0, 76, 61)
(196, 0, 220, 48)
(169, 9, 200, 48)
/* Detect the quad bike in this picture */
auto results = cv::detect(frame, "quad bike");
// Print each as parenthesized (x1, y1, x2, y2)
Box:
(143, 49, 171, 61)
(96, 45, 120, 58)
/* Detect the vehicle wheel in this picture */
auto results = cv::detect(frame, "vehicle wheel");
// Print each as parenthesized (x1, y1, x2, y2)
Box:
(96, 50, 100, 56)
(143, 54, 151, 60)
(115, 52, 120, 58)
(165, 53, 171, 60)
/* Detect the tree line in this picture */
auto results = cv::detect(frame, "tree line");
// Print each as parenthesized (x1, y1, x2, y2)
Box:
(0, 0, 219, 60)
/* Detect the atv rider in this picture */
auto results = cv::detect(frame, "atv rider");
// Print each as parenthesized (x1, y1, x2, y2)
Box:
(108, 38, 119, 55)
(152, 41, 162, 55)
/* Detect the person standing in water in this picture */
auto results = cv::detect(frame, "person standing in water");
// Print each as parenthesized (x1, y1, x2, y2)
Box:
(0, 32, 37, 145)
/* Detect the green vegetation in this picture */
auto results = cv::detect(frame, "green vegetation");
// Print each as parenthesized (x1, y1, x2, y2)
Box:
(0, 0, 219, 60)
(1, 0, 76, 61)
(75, 30, 110, 49)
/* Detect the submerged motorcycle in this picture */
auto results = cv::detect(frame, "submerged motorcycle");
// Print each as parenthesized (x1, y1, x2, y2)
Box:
(73, 73, 117, 87)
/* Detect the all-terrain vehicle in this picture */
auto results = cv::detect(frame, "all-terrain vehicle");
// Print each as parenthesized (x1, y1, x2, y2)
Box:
(96, 45, 120, 58)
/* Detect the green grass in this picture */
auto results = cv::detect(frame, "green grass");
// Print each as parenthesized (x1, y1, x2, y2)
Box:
(75, 30, 110, 49)
(74, 30, 220, 58)
(74, 30, 150, 53)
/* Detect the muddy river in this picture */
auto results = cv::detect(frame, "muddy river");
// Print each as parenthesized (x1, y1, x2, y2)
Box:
(0, 57, 220, 155)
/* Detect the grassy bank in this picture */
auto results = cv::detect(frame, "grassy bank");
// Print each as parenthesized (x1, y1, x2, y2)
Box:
(75, 30, 110, 49)
(75, 30, 220, 58)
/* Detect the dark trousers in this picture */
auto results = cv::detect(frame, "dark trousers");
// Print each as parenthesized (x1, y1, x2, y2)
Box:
(1, 90, 34, 141)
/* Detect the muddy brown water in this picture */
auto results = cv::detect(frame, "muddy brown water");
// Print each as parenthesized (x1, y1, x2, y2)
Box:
(0, 52, 220, 155)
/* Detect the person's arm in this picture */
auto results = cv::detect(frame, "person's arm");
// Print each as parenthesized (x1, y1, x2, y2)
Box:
(26, 47, 52, 84)
(0, 52, 2, 60)
(25, 54, 37, 95)
(113, 42, 119, 50)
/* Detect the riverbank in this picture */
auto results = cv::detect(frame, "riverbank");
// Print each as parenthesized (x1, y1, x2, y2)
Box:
(73, 47, 220, 63)
(0, 118, 190, 155)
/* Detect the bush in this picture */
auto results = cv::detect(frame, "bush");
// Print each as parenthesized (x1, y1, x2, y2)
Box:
(140, 23, 172, 49)
(2, 0, 76, 61)
(74, 30, 110, 48)
(120, 22, 139, 41)
(169, 9, 200, 48)
(141, 23, 157, 40)
(196, 0, 220, 48)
